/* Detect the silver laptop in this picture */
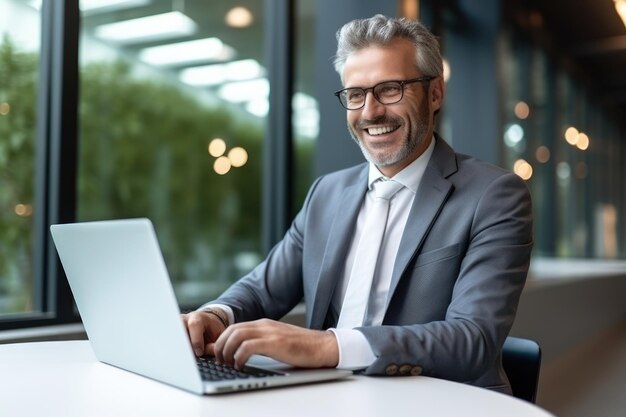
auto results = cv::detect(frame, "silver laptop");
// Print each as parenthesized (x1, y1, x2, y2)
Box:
(50, 218, 351, 395)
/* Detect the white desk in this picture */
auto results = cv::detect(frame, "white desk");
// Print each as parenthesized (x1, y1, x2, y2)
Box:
(0, 341, 554, 417)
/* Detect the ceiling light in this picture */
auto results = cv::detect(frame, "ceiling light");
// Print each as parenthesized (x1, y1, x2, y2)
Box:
(535, 146, 550, 163)
(293, 93, 320, 137)
(513, 159, 533, 180)
(442, 58, 451, 82)
(208, 138, 227, 157)
(564, 126, 579, 145)
(82, 0, 150, 14)
(245, 98, 269, 117)
(139, 38, 235, 66)
(514, 101, 530, 119)
(576, 133, 590, 150)
(94, 11, 197, 44)
(214, 156, 232, 175)
(181, 65, 228, 86)
(504, 124, 524, 147)
(228, 147, 248, 168)
(225, 6, 254, 28)
(29, 0, 150, 13)
(180, 59, 265, 86)
(615, 1, 626, 28)
(218, 79, 269, 103)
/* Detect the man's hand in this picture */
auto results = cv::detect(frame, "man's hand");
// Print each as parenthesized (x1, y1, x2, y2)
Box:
(181, 310, 228, 357)
(213, 319, 339, 370)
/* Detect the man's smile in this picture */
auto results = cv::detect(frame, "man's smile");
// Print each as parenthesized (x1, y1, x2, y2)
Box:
(365, 125, 400, 136)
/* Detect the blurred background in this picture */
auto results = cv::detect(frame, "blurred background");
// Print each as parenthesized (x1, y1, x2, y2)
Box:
(1, 1, 625, 415)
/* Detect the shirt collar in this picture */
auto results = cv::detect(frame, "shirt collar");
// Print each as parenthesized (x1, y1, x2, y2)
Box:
(367, 136, 436, 194)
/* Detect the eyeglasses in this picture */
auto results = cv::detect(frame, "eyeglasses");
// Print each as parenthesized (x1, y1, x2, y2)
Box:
(334, 76, 436, 110)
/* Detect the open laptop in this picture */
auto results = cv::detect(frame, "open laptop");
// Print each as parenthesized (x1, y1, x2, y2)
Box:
(50, 218, 352, 395)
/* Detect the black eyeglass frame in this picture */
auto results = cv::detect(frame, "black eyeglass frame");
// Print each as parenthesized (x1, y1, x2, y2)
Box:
(333, 76, 436, 110)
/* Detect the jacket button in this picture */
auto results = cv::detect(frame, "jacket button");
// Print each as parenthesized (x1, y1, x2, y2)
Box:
(399, 364, 412, 376)
(410, 366, 423, 376)
(385, 364, 398, 376)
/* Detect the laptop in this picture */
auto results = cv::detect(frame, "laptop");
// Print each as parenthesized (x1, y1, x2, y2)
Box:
(50, 218, 352, 395)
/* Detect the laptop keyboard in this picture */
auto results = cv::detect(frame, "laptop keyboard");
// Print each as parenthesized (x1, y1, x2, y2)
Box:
(196, 356, 284, 381)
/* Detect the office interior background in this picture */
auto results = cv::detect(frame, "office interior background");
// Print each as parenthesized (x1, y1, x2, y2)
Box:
(1, 0, 625, 415)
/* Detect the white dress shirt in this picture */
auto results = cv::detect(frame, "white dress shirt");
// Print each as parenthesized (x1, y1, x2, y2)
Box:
(330, 137, 435, 369)
(202, 137, 435, 370)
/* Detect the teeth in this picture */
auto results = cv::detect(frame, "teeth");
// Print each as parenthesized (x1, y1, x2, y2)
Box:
(367, 126, 396, 136)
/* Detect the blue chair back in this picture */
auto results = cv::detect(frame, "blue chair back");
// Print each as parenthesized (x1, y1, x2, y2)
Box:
(502, 336, 541, 403)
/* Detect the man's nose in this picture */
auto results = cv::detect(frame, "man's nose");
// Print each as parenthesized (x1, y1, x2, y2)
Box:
(360, 92, 386, 119)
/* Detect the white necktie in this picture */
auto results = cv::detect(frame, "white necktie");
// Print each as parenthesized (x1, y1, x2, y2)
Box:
(337, 179, 404, 329)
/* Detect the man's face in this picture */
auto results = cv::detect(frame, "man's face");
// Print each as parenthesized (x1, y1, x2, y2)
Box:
(342, 38, 443, 177)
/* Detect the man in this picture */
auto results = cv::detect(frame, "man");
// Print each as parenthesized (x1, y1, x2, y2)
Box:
(182, 14, 532, 394)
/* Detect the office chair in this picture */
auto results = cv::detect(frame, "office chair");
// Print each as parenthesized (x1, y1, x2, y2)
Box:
(502, 336, 542, 403)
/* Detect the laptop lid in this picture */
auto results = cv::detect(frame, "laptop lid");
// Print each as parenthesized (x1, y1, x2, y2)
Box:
(50, 218, 351, 394)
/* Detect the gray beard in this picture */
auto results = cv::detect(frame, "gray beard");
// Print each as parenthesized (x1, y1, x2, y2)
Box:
(347, 97, 431, 169)
(348, 121, 428, 168)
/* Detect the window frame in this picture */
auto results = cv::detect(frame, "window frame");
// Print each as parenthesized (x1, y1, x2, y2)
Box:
(0, 0, 79, 331)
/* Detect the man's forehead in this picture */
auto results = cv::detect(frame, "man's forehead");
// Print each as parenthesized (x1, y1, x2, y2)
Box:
(341, 43, 420, 85)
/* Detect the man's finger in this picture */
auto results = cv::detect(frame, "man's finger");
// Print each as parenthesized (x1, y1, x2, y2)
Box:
(215, 322, 264, 366)
(186, 313, 208, 356)
(232, 338, 275, 370)
(219, 326, 252, 366)
(205, 342, 216, 357)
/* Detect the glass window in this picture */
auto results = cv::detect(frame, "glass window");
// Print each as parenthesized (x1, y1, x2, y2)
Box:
(78, 1, 266, 306)
(500, 25, 625, 259)
(0, 0, 41, 316)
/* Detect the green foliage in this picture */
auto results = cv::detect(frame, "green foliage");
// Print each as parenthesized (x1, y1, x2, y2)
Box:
(78, 60, 265, 301)
(0, 36, 38, 312)
(1, 36, 278, 312)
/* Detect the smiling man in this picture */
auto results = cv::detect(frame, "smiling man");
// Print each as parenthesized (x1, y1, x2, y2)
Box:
(182, 14, 533, 394)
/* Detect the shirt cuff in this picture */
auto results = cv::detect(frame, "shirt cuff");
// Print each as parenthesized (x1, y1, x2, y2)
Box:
(197, 303, 235, 326)
(328, 328, 377, 370)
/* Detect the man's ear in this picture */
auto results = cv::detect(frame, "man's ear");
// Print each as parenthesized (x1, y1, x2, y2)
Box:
(430, 77, 445, 112)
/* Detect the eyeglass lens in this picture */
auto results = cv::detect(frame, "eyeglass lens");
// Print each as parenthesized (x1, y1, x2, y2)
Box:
(340, 81, 404, 109)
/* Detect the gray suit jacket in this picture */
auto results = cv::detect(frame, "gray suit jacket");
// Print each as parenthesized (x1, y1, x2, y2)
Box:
(214, 135, 533, 392)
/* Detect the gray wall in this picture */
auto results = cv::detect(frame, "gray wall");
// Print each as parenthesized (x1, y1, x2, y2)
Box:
(512, 274, 626, 362)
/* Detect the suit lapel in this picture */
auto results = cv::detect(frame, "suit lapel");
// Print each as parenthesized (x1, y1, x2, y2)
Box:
(308, 167, 368, 328)
(385, 137, 457, 313)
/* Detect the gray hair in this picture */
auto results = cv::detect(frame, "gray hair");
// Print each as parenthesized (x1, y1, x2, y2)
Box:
(334, 14, 443, 82)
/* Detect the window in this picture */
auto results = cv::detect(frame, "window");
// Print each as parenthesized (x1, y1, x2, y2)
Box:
(0, 1, 302, 331)
(500, 25, 626, 258)
(0, 0, 41, 316)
